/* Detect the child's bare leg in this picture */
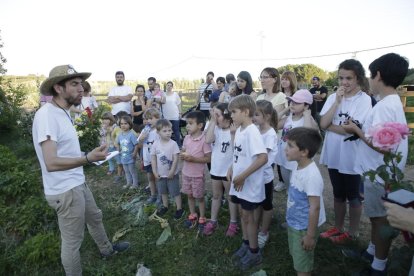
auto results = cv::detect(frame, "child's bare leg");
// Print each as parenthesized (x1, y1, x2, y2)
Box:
(117, 164, 123, 176)
(240, 206, 248, 241)
(147, 172, 156, 196)
(334, 199, 346, 231)
(188, 194, 196, 215)
(210, 179, 223, 221)
(223, 181, 238, 223)
(198, 196, 205, 218)
(261, 209, 273, 234)
(245, 209, 259, 249)
(174, 194, 182, 210)
(161, 194, 168, 208)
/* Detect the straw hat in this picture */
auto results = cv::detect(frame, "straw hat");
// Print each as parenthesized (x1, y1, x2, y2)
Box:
(40, 65, 91, 96)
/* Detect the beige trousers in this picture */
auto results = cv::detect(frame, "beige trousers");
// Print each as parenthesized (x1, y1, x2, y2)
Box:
(46, 184, 113, 276)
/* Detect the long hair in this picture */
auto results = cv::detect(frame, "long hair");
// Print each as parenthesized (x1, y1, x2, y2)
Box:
(237, 71, 254, 95)
(256, 100, 278, 130)
(281, 71, 297, 94)
(261, 67, 281, 93)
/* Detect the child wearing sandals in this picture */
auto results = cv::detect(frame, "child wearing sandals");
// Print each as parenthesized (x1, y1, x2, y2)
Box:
(253, 100, 278, 249)
(203, 103, 238, 236)
(284, 127, 325, 276)
(227, 95, 268, 270)
(151, 119, 184, 219)
(180, 111, 212, 229)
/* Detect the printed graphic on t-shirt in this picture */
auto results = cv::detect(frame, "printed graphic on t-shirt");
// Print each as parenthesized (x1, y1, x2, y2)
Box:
(159, 154, 173, 169)
(120, 138, 129, 158)
(234, 144, 242, 163)
(221, 141, 231, 153)
(281, 124, 292, 142)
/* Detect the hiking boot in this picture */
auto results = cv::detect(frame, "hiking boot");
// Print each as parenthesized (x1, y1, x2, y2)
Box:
(320, 227, 341, 238)
(183, 213, 198, 229)
(231, 243, 249, 266)
(156, 206, 168, 217)
(258, 232, 269, 249)
(101, 241, 130, 259)
(174, 209, 185, 220)
(203, 221, 218, 236)
(274, 182, 286, 192)
(341, 248, 374, 264)
(239, 250, 262, 270)
(329, 232, 352, 244)
(226, 222, 238, 237)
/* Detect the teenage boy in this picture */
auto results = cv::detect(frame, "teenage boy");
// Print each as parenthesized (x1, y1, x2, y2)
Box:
(342, 53, 409, 275)
(283, 127, 325, 276)
(227, 95, 268, 270)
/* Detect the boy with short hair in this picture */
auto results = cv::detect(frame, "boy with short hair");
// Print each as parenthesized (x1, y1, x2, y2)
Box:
(284, 127, 325, 276)
(138, 108, 161, 204)
(151, 119, 184, 219)
(343, 53, 409, 275)
(180, 111, 212, 228)
(227, 95, 268, 270)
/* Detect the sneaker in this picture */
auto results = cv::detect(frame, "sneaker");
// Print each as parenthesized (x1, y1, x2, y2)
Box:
(174, 209, 185, 220)
(239, 250, 262, 270)
(329, 232, 351, 244)
(320, 227, 342, 238)
(107, 170, 114, 176)
(274, 181, 286, 192)
(123, 183, 131, 189)
(183, 213, 198, 229)
(226, 222, 238, 237)
(203, 221, 218, 236)
(146, 196, 157, 205)
(198, 217, 207, 232)
(156, 206, 168, 217)
(231, 243, 249, 266)
(258, 232, 269, 249)
(101, 241, 130, 258)
(129, 184, 138, 190)
(341, 248, 374, 264)
(113, 175, 122, 183)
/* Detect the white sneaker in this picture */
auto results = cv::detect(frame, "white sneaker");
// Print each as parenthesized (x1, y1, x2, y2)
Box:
(258, 231, 269, 249)
(122, 183, 131, 189)
(274, 182, 286, 192)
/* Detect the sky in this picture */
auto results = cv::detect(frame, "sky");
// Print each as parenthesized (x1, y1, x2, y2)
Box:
(1, 0, 414, 82)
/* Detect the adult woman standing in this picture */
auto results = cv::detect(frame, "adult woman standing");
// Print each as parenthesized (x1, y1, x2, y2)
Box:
(256, 67, 286, 116)
(279, 71, 298, 118)
(163, 81, 182, 148)
(131, 84, 147, 133)
(236, 71, 257, 101)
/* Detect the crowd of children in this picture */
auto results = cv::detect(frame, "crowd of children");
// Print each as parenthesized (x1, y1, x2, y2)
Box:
(93, 53, 410, 275)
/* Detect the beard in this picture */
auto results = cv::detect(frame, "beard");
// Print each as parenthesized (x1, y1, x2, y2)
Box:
(117, 80, 124, 86)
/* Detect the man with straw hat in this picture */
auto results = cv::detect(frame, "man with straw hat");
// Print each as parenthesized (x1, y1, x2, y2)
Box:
(32, 65, 129, 275)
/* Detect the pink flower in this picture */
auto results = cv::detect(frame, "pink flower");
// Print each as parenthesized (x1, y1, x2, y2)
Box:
(383, 122, 410, 139)
(370, 126, 402, 151)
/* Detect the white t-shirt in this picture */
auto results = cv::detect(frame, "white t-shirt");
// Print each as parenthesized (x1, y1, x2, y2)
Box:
(162, 92, 181, 120)
(286, 162, 326, 230)
(143, 128, 160, 166)
(210, 126, 233, 177)
(275, 114, 304, 170)
(260, 127, 278, 183)
(229, 124, 267, 203)
(151, 139, 180, 177)
(108, 85, 133, 115)
(32, 103, 85, 195)
(355, 94, 408, 178)
(319, 91, 372, 174)
(81, 96, 98, 111)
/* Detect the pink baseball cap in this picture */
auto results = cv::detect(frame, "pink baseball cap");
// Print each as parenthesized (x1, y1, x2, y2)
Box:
(286, 89, 313, 105)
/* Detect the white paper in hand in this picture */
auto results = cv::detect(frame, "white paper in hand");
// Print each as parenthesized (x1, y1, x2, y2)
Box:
(93, 151, 120, 166)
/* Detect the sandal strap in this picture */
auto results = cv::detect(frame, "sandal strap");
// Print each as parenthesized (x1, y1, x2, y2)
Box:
(188, 213, 198, 220)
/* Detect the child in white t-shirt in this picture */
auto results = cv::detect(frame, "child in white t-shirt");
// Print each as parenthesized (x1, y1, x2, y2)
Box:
(138, 108, 161, 204)
(342, 53, 409, 274)
(203, 103, 238, 236)
(319, 59, 372, 243)
(284, 127, 325, 276)
(253, 100, 278, 249)
(150, 119, 183, 219)
(275, 89, 318, 192)
(227, 95, 268, 271)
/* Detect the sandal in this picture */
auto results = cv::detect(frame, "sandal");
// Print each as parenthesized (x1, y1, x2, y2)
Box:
(183, 213, 198, 229)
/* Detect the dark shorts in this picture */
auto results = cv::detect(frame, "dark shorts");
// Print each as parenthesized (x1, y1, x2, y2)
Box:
(210, 174, 228, 181)
(144, 164, 153, 173)
(261, 180, 274, 211)
(328, 169, 361, 204)
(231, 195, 261, 211)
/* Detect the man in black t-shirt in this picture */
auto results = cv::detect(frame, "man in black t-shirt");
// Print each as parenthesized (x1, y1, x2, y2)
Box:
(309, 76, 328, 120)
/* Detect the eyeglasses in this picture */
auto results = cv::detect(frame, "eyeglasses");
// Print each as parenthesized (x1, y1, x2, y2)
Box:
(259, 76, 273, 80)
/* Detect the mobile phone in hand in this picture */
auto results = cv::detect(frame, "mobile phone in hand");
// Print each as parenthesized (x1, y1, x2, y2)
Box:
(382, 189, 414, 208)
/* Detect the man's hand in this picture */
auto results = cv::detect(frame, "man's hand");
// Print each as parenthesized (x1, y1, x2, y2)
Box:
(384, 202, 414, 233)
(88, 144, 108, 162)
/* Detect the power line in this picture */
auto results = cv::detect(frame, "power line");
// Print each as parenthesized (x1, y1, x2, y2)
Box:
(193, 41, 414, 62)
